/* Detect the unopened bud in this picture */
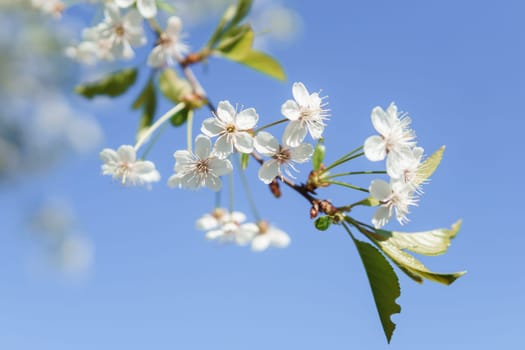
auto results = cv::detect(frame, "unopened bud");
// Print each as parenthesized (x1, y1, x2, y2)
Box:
(269, 179, 281, 198)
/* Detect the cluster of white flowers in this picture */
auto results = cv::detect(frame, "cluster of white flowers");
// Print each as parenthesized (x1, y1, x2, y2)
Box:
(364, 103, 425, 228)
(65, 1, 188, 66)
(196, 208, 290, 252)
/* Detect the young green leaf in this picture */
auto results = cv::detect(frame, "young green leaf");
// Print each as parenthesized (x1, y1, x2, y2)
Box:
(75, 68, 137, 99)
(159, 68, 192, 103)
(207, 0, 253, 49)
(345, 225, 401, 344)
(312, 140, 326, 171)
(314, 216, 332, 231)
(170, 107, 190, 127)
(416, 146, 445, 186)
(132, 79, 157, 135)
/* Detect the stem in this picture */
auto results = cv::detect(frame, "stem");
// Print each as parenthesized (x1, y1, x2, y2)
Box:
(186, 109, 194, 153)
(324, 170, 386, 179)
(138, 122, 169, 160)
(134, 102, 186, 152)
(236, 155, 262, 221)
(215, 190, 221, 209)
(323, 152, 365, 172)
(325, 180, 369, 193)
(254, 118, 288, 133)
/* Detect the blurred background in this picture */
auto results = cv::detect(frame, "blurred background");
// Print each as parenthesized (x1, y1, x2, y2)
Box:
(0, 0, 523, 348)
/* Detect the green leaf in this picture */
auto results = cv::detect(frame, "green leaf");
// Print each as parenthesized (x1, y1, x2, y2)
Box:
(214, 24, 252, 53)
(157, 0, 176, 14)
(170, 107, 190, 127)
(312, 139, 325, 171)
(416, 146, 445, 186)
(215, 28, 286, 81)
(240, 153, 250, 170)
(349, 220, 466, 285)
(159, 68, 192, 103)
(314, 216, 332, 231)
(346, 226, 401, 343)
(207, 0, 253, 48)
(374, 220, 462, 256)
(132, 79, 157, 136)
(75, 68, 137, 99)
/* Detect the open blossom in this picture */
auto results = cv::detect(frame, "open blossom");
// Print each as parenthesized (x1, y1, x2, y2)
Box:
(282, 82, 329, 147)
(99, 145, 160, 186)
(369, 179, 418, 228)
(196, 208, 246, 231)
(168, 135, 233, 191)
(254, 131, 313, 184)
(203, 212, 258, 246)
(147, 16, 189, 67)
(201, 101, 259, 158)
(32, 0, 65, 18)
(251, 221, 291, 252)
(389, 146, 425, 192)
(364, 103, 416, 175)
(85, 4, 146, 60)
(115, 0, 156, 18)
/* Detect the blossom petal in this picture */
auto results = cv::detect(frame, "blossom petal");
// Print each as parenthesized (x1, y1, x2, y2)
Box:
(137, 0, 157, 18)
(251, 235, 270, 252)
(254, 131, 279, 157)
(167, 173, 182, 188)
(307, 121, 325, 140)
(228, 211, 246, 224)
(208, 158, 233, 177)
(201, 118, 223, 137)
(147, 45, 167, 67)
(194, 134, 211, 159)
(283, 120, 307, 147)
(281, 99, 300, 121)
(100, 148, 119, 163)
(235, 108, 258, 130)
(213, 134, 233, 158)
(105, 3, 121, 22)
(386, 147, 412, 178)
(166, 16, 182, 38)
(364, 135, 386, 161)
(270, 228, 291, 248)
(292, 82, 310, 106)
(233, 132, 254, 154)
(206, 229, 224, 240)
(372, 206, 391, 229)
(258, 159, 280, 184)
(115, 0, 134, 8)
(370, 179, 391, 201)
(196, 215, 219, 231)
(216, 101, 235, 124)
(117, 145, 136, 162)
(290, 143, 313, 163)
(205, 175, 222, 191)
(371, 106, 395, 136)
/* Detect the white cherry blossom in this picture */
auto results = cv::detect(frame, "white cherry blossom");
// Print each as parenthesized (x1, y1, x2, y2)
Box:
(201, 101, 258, 158)
(100, 145, 160, 186)
(147, 16, 189, 67)
(32, 0, 65, 18)
(364, 103, 416, 174)
(281, 82, 329, 147)
(168, 135, 233, 191)
(254, 131, 313, 184)
(204, 213, 258, 246)
(389, 146, 425, 192)
(369, 179, 418, 228)
(86, 4, 146, 60)
(195, 208, 246, 231)
(251, 222, 291, 252)
(115, 0, 157, 18)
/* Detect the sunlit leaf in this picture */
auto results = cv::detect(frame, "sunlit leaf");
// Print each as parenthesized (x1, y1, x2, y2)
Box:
(207, 0, 253, 48)
(170, 107, 189, 127)
(374, 220, 462, 256)
(133, 80, 157, 134)
(416, 146, 445, 186)
(348, 220, 466, 285)
(75, 68, 137, 99)
(346, 225, 401, 343)
(159, 68, 192, 103)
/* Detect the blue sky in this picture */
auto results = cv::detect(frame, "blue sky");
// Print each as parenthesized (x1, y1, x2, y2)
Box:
(1, 0, 524, 348)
